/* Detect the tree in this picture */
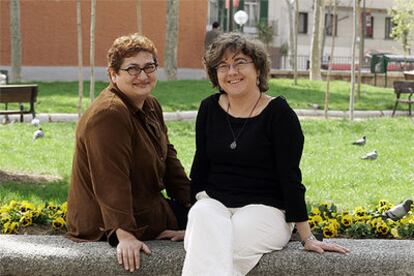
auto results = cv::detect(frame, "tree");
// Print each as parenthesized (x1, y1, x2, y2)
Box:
(349, 0, 358, 121)
(293, 0, 299, 85)
(324, 0, 337, 119)
(76, 0, 84, 117)
(10, 0, 22, 82)
(285, 0, 295, 68)
(164, 0, 179, 80)
(309, 0, 324, 80)
(136, 0, 142, 33)
(89, 0, 96, 102)
(389, 0, 414, 56)
(256, 22, 273, 50)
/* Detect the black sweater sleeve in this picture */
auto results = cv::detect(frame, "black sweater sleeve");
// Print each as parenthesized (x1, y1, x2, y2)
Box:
(273, 98, 308, 222)
(189, 99, 210, 203)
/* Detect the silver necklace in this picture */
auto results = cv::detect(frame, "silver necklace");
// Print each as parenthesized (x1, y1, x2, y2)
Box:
(225, 93, 262, 150)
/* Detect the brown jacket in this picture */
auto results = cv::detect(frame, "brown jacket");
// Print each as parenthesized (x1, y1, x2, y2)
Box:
(66, 85, 190, 244)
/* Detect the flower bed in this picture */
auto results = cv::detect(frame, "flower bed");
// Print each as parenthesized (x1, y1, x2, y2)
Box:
(309, 200, 414, 239)
(1, 199, 413, 239)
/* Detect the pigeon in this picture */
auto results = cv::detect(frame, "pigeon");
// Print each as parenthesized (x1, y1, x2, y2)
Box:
(308, 103, 321, 110)
(382, 199, 413, 221)
(31, 118, 40, 127)
(352, 136, 366, 146)
(32, 128, 45, 141)
(361, 150, 378, 160)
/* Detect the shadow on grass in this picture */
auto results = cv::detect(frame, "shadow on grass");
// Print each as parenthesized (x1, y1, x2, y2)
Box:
(0, 177, 69, 204)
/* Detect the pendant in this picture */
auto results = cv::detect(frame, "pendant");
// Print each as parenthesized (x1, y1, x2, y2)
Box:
(230, 141, 237, 150)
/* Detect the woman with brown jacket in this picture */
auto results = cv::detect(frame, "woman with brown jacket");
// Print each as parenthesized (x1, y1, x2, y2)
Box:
(66, 33, 190, 272)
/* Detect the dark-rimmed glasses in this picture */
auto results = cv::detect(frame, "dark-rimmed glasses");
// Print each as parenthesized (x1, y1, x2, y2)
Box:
(216, 60, 254, 73)
(120, 63, 158, 76)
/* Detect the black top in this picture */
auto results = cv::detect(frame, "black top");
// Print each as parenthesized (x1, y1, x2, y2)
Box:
(190, 93, 308, 222)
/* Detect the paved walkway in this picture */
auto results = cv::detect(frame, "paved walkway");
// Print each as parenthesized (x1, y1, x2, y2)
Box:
(0, 109, 412, 123)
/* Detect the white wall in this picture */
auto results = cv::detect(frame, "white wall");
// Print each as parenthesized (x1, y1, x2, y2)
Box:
(267, 0, 412, 58)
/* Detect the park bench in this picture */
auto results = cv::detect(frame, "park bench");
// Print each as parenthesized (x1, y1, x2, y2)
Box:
(0, 84, 38, 122)
(392, 81, 414, 117)
(1, 235, 414, 275)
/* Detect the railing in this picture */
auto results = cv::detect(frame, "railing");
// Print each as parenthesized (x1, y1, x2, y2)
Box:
(272, 55, 371, 71)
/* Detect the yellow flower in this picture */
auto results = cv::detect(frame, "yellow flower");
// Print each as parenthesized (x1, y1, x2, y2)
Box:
(0, 205, 12, 214)
(376, 221, 389, 235)
(19, 214, 33, 227)
(354, 206, 367, 217)
(20, 201, 35, 212)
(328, 218, 340, 230)
(311, 207, 321, 215)
(2, 221, 19, 234)
(47, 203, 58, 212)
(390, 228, 400, 238)
(52, 217, 66, 230)
(323, 223, 338, 238)
(8, 200, 18, 208)
(1, 213, 11, 224)
(369, 217, 382, 228)
(60, 202, 68, 214)
(341, 214, 353, 227)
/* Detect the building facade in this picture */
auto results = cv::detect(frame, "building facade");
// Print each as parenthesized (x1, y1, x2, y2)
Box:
(1, 0, 412, 81)
(0, 0, 207, 81)
(207, 0, 413, 70)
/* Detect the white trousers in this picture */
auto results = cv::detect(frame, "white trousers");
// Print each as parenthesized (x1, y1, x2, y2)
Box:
(182, 192, 293, 276)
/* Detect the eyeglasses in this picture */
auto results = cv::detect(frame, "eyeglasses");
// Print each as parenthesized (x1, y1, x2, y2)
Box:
(216, 60, 254, 73)
(120, 63, 158, 76)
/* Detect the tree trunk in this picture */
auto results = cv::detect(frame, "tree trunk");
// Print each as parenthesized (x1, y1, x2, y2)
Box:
(164, 0, 179, 80)
(310, 0, 323, 80)
(349, 0, 357, 121)
(293, 0, 299, 85)
(10, 0, 22, 82)
(89, 0, 96, 102)
(319, 0, 326, 63)
(77, 0, 84, 117)
(357, 0, 362, 99)
(285, 0, 295, 68)
(324, 0, 336, 119)
(136, 0, 142, 33)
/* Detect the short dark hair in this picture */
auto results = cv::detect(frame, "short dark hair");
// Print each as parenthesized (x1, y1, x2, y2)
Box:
(107, 33, 158, 73)
(203, 32, 270, 93)
(212, 22, 220, 29)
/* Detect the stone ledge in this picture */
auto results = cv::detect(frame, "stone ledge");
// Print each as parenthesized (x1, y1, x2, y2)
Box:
(1, 235, 414, 275)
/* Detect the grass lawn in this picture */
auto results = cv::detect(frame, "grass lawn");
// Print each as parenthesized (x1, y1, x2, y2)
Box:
(1, 117, 413, 210)
(12, 79, 399, 113)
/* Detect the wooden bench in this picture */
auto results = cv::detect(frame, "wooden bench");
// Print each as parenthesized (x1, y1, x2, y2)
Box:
(392, 81, 414, 117)
(0, 84, 38, 122)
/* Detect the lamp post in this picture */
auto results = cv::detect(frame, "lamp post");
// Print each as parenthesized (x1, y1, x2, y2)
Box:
(234, 10, 248, 32)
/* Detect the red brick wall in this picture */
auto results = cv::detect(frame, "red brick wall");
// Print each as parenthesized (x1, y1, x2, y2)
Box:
(0, 0, 207, 68)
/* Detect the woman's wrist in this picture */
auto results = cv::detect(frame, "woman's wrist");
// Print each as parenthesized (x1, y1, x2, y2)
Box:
(301, 233, 317, 246)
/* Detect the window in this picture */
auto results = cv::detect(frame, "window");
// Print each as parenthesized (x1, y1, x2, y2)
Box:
(207, 0, 219, 26)
(324, 13, 337, 36)
(363, 13, 374, 38)
(245, 0, 259, 28)
(385, 17, 394, 39)
(299, 12, 308, 34)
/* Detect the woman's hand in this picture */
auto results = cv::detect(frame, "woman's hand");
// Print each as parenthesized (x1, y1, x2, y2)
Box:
(304, 239, 350, 254)
(155, 230, 185, 241)
(116, 228, 151, 272)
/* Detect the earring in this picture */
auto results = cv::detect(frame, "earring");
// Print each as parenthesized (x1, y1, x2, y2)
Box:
(256, 78, 260, 86)
(112, 76, 117, 82)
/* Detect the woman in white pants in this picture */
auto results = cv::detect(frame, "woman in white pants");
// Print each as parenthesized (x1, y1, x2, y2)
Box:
(182, 33, 349, 276)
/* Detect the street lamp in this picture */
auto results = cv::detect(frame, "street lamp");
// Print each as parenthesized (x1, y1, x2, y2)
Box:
(234, 10, 248, 32)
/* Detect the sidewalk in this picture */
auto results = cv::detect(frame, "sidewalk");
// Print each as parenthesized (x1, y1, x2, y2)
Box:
(0, 109, 412, 123)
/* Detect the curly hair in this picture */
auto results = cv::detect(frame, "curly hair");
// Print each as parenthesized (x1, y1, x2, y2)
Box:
(204, 32, 271, 92)
(107, 33, 158, 73)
